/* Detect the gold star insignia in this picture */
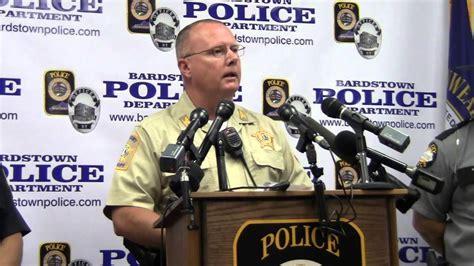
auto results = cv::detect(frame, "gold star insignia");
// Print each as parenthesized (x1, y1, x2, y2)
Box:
(251, 129, 274, 150)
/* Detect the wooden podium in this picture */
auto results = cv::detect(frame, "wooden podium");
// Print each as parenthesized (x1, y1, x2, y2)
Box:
(157, 189, 406, 266)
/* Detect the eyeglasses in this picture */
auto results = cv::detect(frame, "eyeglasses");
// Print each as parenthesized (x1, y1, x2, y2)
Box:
(183, 44, 245, 59)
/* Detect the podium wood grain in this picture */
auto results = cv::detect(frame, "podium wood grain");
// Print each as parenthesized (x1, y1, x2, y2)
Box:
(161, 190, 405, 266)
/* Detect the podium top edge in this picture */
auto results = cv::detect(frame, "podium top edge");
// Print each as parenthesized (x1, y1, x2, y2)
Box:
(191, 188, 409, 199)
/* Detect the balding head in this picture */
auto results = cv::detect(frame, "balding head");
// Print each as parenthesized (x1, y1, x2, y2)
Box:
(175, 19, 227, 59)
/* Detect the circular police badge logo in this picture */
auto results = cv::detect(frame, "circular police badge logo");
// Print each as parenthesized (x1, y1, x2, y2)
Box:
(265, 86, 287, 109)
(337, 8, 357, 31)
(48, 78, 72, 102)
(42, 250, 67, 266)
(130, 0, 153, 20)
(149, 7, 180, 52)
(284, 95, 312, 138)
(354, 17, 382, 59)
(67, 87, 101, 134)
(337, 164, 360, 188)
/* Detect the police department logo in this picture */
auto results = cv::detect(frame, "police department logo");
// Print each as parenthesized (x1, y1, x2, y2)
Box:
(354, 17, 382, 59)
(67, 87, 100, 134)
(45, 70, 75, 115)
(284, 95, 312, 138)
(263, 79, 289, 120)
(334, 2, 359, 42)
(39, 242, 71, 266)
(149, 7, 180, 52)
(128, 0, 155, 33)
(335, 160, 360, 189)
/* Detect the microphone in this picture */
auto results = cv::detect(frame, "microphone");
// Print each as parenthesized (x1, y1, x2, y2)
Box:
(321, 97, 410, 152)
(278, 103, 332, 150)
(333, 130, 444, 194)
(160, 108, 209, 173)
(196, 99, 235, 164)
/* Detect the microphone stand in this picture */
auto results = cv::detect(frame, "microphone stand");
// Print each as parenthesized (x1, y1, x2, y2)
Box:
(306, 143, 328, 227)
(296, 127, 329, 229)
(216, 133, 229, 191)
(350, 124, 395, 190)
(369, 160, 420, 213)
(177, 141, 202, 229)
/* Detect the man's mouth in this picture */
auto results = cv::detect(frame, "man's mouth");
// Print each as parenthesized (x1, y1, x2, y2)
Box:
(223, 72, 238, 79)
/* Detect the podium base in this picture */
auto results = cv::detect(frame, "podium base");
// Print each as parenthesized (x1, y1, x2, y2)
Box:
(353, 182, 397, 190)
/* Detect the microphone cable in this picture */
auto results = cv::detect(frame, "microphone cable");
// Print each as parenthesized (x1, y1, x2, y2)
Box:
(328, 148, 358, 224)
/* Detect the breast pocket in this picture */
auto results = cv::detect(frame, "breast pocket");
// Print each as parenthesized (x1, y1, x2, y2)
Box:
(457, 166, 474, 188)
(250, 150, 285, 182)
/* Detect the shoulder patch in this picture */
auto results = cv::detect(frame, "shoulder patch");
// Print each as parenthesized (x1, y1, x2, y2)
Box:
(417, 142, 438, 168)
(116, 133, 141, 171)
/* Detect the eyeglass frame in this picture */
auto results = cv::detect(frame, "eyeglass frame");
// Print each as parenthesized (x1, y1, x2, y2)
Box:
(182, 44, 245, 59)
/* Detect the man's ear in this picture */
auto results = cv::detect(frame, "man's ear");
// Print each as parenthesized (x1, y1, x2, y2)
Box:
(178, 59, 191, 78)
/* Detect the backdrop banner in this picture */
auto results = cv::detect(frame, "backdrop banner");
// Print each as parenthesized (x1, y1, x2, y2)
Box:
(0, 1, 448, 265)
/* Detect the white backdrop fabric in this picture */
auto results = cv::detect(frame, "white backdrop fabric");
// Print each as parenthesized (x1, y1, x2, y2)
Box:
(0, 0, 448, 265)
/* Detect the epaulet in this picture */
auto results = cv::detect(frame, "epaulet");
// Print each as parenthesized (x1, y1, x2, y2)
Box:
(436, 118, 473, 141)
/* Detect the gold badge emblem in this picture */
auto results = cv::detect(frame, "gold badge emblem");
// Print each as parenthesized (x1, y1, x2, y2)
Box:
(44, 70, 75, 115)
(252, 129, 274, 150)
(128, 0, 155, 33)
(334, 1, 359, 43)
(263, 78, 289, 120)
(40, 242, 71, 266)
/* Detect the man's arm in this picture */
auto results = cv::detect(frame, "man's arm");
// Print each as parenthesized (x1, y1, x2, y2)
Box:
(0, 232, 23, 266)
(111, 206, 164, 249)
(412, 210, 446, 254)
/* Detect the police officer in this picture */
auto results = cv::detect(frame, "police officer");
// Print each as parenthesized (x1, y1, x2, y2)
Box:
(412, 119, 474, 265)
(0, 167, 30, 266)
(103, 19, 311, 254)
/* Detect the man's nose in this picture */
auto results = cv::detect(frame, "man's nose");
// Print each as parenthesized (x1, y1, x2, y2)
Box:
(226, 50, 239, 65)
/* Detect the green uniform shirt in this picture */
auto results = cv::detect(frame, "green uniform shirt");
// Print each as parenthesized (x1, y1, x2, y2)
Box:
(104, 92, 312, 218)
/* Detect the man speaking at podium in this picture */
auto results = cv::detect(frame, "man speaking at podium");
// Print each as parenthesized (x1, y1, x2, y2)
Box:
(103, 19, 312, 261)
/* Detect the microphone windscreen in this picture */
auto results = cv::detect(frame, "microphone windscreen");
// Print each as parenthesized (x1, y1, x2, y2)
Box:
(321, 97, 342, 118)
(333, 130, 358, 163)
(216, 99, 235, 119)
(190, 107, 209, 127)
(277, 103, 296, 121)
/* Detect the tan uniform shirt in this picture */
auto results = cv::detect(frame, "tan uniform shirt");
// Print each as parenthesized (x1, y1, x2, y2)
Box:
(104, 92, 312, 218)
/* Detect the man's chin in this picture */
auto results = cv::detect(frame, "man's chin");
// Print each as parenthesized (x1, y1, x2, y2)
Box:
(222, 81, 240, 92)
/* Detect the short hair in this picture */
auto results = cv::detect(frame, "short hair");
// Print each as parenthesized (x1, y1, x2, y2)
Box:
(175, 19, 226, 59)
